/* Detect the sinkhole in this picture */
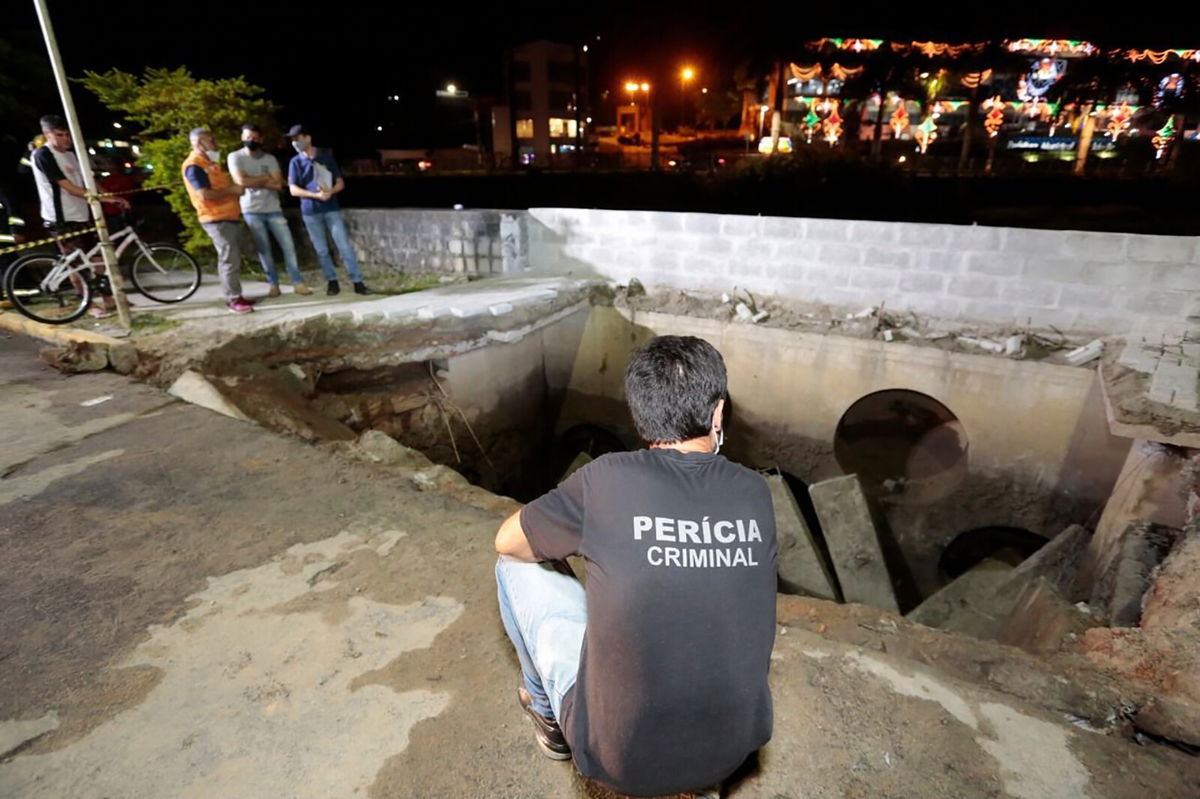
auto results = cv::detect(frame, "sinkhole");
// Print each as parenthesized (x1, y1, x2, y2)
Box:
(191, 302, 1126, 613)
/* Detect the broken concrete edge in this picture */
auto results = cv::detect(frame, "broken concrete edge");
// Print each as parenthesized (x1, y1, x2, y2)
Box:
(1099, 342, 1200, 448)
(777, 594, 1153, 736)
(0, 312, 139, 374)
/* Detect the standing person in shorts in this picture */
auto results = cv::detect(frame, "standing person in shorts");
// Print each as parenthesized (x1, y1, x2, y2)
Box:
(31, 114, 130, 318)
(228, 124, 311, 297)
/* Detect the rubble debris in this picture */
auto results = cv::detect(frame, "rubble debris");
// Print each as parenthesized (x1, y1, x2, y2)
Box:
(1078, 442, 1188, 599)
(1064, 338, 1104, 366)
(107, 341, 139, 375)
(626, 277, 645, 297)
(1089, 522, 1177, 626)
(765, 474, 838, 601)
(167, 370, 253, 422)
(350, 429, 430, 469)
(956, 336, 1006, 354)
(79, 395, 114, 407)
(907, 559, 1015, 637)
(1003, 524, 1090, 599)
(560, 451, 592, 483)
(40, 341, 107, 373)
(1004, 334, 1025, 357)
(809, 475, 900, 613)
(997, 578, 1101, 654)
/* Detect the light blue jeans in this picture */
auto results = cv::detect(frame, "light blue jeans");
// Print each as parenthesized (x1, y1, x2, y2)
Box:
(495, 555, 587, 721)
(244, 211, 304, 286)
(300, 210, 363, 283)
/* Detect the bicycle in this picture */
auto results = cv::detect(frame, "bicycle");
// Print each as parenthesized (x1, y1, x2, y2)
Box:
(3, 224, 201, 324)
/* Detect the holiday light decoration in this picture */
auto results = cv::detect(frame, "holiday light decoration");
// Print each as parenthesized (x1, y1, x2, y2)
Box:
(983, 96, 1006, 137)
(1155, 73, 1187, 107)
(1106, 102, 1136, 140)
(901, 41, 987, 58)
(1005, 39, 1097, 56)
(913, 115, 937, 153)
(829, 63, 864, 80)
(1121, 49, 1200, 64)
(802, 101, 820, 144)
(790, 63, 822, 82)
(890, 101, 910, 138)
(961, 70, 993, 89)
(821, 99, 843, 146)
(1152, 116, 1177, 159)
(1018, 58, 1066, 101)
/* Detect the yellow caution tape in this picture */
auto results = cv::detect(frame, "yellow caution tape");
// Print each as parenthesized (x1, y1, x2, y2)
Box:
(0, 225, 100, 257)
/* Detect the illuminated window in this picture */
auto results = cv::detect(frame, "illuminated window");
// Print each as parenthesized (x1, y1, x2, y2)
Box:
(516, 119, 534, 139)
(549, 118, 578, 138)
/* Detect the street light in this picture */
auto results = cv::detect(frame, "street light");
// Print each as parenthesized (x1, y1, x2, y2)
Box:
(679, 66, 695, 131)
(446, 83, 457, 94)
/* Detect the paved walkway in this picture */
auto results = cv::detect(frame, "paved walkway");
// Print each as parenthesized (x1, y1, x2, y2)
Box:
(2, 329, 1199, 798)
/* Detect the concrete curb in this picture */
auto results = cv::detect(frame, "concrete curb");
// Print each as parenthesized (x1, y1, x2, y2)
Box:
(0, 311, 138, 374)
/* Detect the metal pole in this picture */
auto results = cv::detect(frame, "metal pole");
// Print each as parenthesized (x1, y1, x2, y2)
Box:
(32, 0, 131, 330)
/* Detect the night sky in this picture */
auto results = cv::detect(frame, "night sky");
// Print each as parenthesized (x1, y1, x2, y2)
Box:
(5, 1, 1200, 160)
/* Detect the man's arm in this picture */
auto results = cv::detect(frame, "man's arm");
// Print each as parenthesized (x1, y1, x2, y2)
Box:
(288, 183, 331, 200)
(229, 168, 273, 189)
(186, 164, 242, 200)
(495, 509, 539, 562)
(330, 176, 345, 195)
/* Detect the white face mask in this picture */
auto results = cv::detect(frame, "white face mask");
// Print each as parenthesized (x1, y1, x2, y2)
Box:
(713, 427, 724, 455)
(205, 149, 220, 162)
(291, 138, 308, 154)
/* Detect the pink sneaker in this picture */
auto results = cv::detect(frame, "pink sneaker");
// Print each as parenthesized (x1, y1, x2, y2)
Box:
(227, 297, 254, 314)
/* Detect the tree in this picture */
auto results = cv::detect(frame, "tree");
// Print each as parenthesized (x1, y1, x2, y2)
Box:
(80, 68, 279, 255)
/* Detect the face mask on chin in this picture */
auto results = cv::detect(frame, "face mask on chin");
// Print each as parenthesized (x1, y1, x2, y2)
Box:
(292, 137, 309, 154)
(243, 140, 261, 151)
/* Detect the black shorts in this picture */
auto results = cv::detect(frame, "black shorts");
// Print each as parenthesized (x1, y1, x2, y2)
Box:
(45, 220, 97, 256)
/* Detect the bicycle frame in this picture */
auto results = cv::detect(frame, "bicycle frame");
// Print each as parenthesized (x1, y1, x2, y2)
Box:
(38, 226, 150, 292)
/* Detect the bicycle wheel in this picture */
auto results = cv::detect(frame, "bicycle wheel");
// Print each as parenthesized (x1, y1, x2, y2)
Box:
(3, 254, 92, 324)
(130, 244, 201, 303)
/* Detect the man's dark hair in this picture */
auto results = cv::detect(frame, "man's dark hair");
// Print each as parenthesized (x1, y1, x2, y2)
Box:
(40, 114, 68, 132)
(241, 124, 261, 133)
(624, 336, 727, 444)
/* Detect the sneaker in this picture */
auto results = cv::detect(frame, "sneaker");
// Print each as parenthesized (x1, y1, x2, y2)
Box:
(517, 687, 571, 760)
(293, 283, 313, 296)
(227, 297, 254, 314)
(326, 280, 340, 296)
(353, 282, 374, 296)
(267, 284, 281, 298)
(691, 785, 722, 799)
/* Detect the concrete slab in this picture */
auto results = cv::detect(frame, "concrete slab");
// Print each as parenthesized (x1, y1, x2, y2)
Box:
(1100, 338, 1200, 447)
(1002, 524, 1090, 600)
(907, 559, 1015, 637)
(167, 370, 253, 422)
(766, 474, 838, 601)
(1091, 522, 1177, 626)
(809, 474, 900, 613)
(997, 578, 1100, 654)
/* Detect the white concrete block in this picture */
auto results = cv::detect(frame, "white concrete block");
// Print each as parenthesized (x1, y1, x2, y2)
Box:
(912, 250, 963, 273)
(761, 216, 806, 238)
(898, 272, 946, 293)
(488, 302, 514, 316)
(1148, 262, 1200, 291)
(653, 213, 684, 232)
(965, 252, 1023, 276)
(1123, 291, 1188, 317)
(1062, 231, 1128, 262)
(1064, 339, 1104, 366)
(849, 221, 899, 244)
(850, 267, 900, 291)
(818, 243, 863, 267)
(947, 275, 1001, 299)
(895, 223, 949, 247)
(804, 218, 853, 242)
(1024, 257, 1089, 284)
(999, 281, 1060, 308)
(862, 246, 913, 268)
(999, 227, 1067, 254)
(945, 224, 1003, 250)
(1128, 234, 1195, 263)
(721, 214, 763, 236)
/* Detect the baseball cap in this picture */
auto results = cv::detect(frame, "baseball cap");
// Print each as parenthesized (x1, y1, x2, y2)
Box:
(285, 124, 310, 138)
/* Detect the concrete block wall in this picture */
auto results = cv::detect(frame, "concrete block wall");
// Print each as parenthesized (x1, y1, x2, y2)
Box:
(241, 209, 527, 279)
(526, 208, 1200, 337)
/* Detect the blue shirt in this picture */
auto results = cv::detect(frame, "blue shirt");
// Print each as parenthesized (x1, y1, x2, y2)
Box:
(184, 164, 210, 189)
(287, 149, 342, 215)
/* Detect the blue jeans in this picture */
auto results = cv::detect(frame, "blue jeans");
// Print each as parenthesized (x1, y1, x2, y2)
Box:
(495, 555, 587, 721)
(301, 210, 363, 283)
(244, 211, 304, 286)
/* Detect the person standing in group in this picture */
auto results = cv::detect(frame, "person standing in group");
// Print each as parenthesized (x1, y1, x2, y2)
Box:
(228, 124, 311, 297)
(181, 127, 254, 314)
(285, 124, 372, 296)
(31, 114, 130, 318)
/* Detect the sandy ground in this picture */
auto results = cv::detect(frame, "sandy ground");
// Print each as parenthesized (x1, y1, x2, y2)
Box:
(2, 330, 1198, 798)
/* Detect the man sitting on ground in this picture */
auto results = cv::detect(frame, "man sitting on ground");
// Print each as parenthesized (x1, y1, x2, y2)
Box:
(495, 335, 778, 797)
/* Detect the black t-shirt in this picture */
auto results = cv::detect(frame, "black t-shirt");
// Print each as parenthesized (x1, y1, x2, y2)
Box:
(521, 448, 778, 797)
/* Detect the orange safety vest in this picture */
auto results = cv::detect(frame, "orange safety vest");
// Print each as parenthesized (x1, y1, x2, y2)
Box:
(181, 150, 240, 223)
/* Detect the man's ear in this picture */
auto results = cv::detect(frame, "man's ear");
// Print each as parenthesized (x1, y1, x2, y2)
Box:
(712, 398, 726, 430)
